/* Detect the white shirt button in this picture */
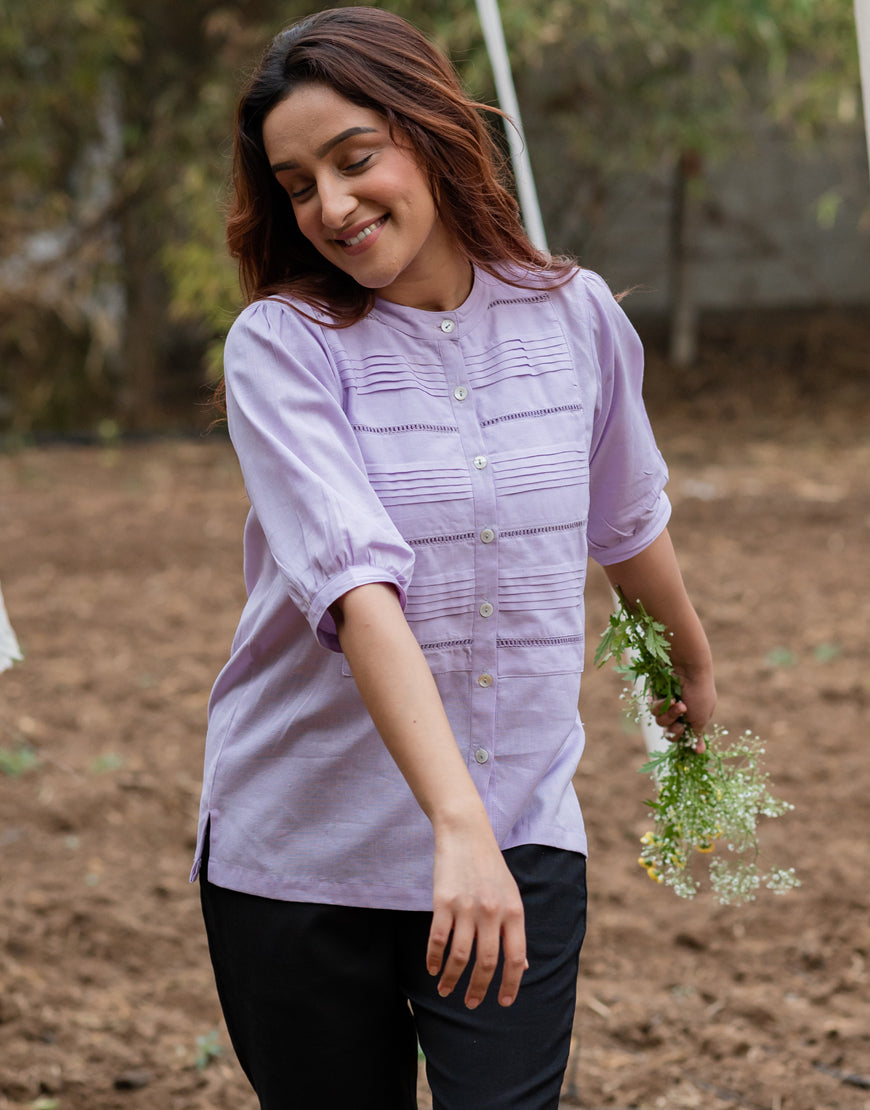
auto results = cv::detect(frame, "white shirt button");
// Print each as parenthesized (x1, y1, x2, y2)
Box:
(473, 455, 488, 470)
(477, 673, 493, 688)
(480, 528, 495, 544)
(453, 385, 468, 401)
(479, 602, 494, 618)
(440, 319, 455, 333)
(475, 747, 489, 764)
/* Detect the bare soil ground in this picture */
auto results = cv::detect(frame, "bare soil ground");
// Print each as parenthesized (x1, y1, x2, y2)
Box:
(1, 309, 868, 1109)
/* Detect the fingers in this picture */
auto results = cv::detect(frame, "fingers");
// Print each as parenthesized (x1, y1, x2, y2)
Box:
(425, 903, 454, 980)
(496, 906, 527, 1008)
(461, 915, 497, 1009)
(462, 896, 526, 1010)
(426, 897, 526, 1010)
(651, 697, 686, 738)
(437, 914, 476, 1001)
(651, 697, 707, 752)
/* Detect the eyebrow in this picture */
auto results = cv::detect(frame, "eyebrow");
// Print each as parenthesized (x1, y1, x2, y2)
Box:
(270, 126, 379, 173)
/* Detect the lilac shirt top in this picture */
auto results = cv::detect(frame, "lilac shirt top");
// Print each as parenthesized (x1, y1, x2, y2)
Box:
(191, 266, 670, 911)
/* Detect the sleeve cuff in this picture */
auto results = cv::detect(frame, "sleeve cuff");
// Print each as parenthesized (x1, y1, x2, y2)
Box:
(308, 567, 410, 652)
(590, 490, 672, 567)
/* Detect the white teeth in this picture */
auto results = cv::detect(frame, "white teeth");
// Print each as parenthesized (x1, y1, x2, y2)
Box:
(340, 217, 385, 246)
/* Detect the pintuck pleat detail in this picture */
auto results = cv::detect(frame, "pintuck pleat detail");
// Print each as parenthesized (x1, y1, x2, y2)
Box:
(337, 351, 447, 397)
(492, 446, 588, 498)
(365, 463, 473, 506)
(464, 334, 572, 388)
(404, 571, 476, 621)
(498, 564, 585, 611)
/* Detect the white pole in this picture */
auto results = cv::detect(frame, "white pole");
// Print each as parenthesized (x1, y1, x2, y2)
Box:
(474, 0, 549, 251)
(0, 584, 23, 674)
(473, 3, 665, 754)
(856, 0, 870, 177)
(608, 588, 670, 756)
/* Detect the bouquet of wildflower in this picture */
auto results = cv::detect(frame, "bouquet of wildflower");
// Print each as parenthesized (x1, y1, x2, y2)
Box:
(594, 591, 799, 905)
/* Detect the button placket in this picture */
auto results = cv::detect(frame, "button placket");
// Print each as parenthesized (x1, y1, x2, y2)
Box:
(441, 333, 497, 782)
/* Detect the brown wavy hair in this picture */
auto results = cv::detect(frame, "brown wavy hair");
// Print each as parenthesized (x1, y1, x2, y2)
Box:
(227, 6, 574, 322)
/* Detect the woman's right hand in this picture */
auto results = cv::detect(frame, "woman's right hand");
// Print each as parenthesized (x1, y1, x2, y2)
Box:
(332, 584, 527, 1008)
(426, 820, 527, 1009)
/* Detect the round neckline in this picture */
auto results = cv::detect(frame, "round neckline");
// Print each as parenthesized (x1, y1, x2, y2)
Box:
(368, 267, 491, 339)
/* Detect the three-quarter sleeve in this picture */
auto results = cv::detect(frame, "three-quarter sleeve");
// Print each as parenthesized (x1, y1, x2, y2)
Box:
(223, 298, 416, 651)
(582, 273, 671, 565)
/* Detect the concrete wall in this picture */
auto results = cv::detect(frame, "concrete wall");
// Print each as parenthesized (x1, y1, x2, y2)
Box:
(550, 129, 870, 314)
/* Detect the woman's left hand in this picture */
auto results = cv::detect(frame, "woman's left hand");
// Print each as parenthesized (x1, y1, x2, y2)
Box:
(651, 666, 717, 752)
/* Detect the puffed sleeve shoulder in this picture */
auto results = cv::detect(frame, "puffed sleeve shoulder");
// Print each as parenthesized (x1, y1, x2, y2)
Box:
(223, 298, 415, 651)
(578, 271, 671, 565)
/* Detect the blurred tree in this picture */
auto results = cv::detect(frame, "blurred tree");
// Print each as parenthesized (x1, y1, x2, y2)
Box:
(1, 0, 137, 429)
(0, 0, 300, 432)
(0, 0, 863, 431)
(510, 0, 862, 364)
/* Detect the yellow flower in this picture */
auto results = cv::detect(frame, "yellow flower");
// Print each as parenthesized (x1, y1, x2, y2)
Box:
(696, 840, 715, 854)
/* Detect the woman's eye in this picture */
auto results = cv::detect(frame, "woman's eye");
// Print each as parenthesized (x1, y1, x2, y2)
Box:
(345, 154, 373, 173)
(281, 151, 373, 201)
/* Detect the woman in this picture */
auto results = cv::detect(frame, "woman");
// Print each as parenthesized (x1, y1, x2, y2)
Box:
(192, 8, 716, 1108)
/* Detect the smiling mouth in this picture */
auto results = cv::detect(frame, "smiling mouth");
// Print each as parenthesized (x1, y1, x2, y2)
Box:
(336, 215, 388, 248)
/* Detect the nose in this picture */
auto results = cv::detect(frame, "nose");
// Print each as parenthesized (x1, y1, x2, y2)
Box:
(318, 177, 357, 232)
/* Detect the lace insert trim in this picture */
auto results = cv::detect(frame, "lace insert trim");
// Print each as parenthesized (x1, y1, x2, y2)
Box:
(487, 294, 550, 309)
(351, 422, 456, 435)
(481, 403, 582, 429)
(500, 520, 584, 539)
(497, 635, 583, 648)
(408, 520, 583, 547)
(408, 531, 476, 547)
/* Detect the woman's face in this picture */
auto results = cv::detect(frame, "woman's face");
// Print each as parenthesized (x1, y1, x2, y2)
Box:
(262, 83, 471, 311)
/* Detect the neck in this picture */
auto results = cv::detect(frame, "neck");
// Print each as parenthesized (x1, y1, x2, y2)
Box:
(379, 257, 474, 312)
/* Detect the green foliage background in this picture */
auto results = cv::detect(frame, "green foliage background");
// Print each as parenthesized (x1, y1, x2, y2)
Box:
(0, 0, 862, 433)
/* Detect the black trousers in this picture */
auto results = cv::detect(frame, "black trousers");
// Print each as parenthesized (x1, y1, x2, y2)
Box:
(200, 844, 587, 1110)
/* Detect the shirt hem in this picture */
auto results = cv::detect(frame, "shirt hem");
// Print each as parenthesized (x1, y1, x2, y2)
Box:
(199, 857, 436, 912)
(194, 819, 589, 910)
(501, 821, 588, 858)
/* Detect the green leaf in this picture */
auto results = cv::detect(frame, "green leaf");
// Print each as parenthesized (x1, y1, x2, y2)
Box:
(765, 646, 798, 667)
(0, 745, 39, 776)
